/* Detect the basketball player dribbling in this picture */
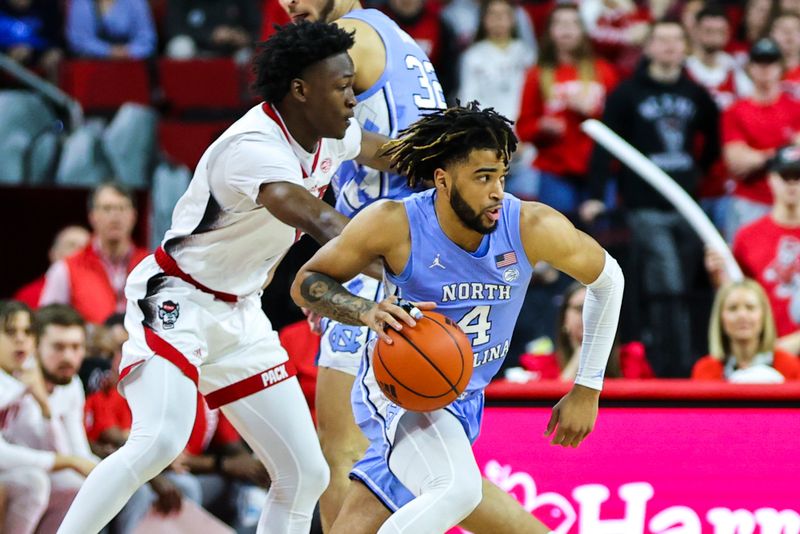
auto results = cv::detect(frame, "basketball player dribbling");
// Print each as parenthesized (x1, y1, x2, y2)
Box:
(292, 103, 625, 533)
(281, 1, 558, 530)
(58, 22, 398, 534)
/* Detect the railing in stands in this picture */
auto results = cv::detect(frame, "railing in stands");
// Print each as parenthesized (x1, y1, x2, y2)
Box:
(0, 52, 82, 130)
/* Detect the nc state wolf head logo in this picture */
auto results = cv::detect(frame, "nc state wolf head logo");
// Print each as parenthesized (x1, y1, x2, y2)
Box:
(158, 301, 180, 330)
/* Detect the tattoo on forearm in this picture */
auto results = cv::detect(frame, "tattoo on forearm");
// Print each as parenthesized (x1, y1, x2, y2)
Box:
(301, 273, 374, 326)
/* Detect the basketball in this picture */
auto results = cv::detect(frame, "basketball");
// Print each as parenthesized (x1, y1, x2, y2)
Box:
(373, 311, 473, 412)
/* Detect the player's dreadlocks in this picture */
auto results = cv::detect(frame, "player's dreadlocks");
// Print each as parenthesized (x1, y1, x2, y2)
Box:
(382, 102, 518, 188)
(252, 21, 355, 104)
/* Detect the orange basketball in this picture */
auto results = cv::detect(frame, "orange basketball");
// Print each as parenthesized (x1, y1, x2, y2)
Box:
(373, 311, 473, 412)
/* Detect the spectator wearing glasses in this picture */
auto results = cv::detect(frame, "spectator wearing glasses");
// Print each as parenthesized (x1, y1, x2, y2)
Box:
(39, 183, 149, 324)
(707, 144, 800, 355)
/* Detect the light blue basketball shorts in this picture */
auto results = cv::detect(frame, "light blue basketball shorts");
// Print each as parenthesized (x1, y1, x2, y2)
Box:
(349, 343, 485, 510)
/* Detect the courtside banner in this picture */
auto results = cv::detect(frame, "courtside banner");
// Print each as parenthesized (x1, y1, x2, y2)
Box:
(455, 407, 800, 534)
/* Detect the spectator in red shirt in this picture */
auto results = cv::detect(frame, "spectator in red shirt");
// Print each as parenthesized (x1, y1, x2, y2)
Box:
(516, 3, 617, 217)
(519, 282, 654, 380)
(709, 144, 800, 356)
(39, 182, 149, 324)
(692, 279, 800, 381)
(13, 226, 90, 310)
(722, 38, 800, 241)
(770, 11, 800, 97)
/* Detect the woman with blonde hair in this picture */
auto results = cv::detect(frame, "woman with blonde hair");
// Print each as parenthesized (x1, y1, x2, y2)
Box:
(692, 279, 800, 381)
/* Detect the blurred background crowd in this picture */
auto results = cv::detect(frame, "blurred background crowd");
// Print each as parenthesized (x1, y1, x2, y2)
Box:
(1, 0, 800, 531)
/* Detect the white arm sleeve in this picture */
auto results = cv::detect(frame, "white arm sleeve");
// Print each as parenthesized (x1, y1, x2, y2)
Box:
(575, 250, 624, 391)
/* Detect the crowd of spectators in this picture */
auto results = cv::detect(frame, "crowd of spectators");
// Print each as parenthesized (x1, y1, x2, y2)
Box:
(3, 0, 800, 530)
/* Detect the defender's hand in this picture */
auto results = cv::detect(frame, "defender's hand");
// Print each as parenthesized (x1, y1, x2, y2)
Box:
(359, 296, 435, 344)
(544, 384, 600, 448)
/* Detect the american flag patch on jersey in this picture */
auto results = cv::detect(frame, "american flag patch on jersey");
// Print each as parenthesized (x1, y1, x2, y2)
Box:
(495, 251, 517, 268)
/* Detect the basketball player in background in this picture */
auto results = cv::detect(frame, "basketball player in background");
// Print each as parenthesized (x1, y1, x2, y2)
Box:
(293, 103, 624, 533)
(59, 21, 399, 534)
(281, 1, 551, 530)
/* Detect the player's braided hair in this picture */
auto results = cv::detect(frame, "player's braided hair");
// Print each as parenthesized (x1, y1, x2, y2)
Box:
(382, 102, 518, 188)
(252, 21, 355, 104)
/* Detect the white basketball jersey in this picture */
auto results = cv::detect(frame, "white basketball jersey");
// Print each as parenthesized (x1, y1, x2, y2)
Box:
(161, 104, 362, 297)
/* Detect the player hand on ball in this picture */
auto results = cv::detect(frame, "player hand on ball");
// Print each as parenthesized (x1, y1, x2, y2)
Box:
(544, 384, 600, 448)
(360, 296, 436, 344)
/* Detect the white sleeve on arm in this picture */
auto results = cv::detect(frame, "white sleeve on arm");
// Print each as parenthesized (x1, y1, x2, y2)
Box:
(38, 260, 71, 306)
(0, 433, 56, 471)
(575, 250, 624, 391)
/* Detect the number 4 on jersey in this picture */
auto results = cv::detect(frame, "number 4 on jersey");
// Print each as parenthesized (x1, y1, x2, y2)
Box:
(457, 305, 491, 346)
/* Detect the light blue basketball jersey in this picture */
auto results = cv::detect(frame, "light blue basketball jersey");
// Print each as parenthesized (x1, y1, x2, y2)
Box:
(385, 189, 533, 393)
(333, 9, 446, 217)
(349, 190, 534, 511)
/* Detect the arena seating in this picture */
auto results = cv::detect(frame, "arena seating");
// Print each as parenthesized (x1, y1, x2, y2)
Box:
(60, 60, 151, 114)
(158, 59, 242, 116)
(158, 120, 232, 169)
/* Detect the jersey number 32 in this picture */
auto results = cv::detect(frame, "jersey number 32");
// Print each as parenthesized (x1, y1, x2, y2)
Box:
(405, 55, 446, 110)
